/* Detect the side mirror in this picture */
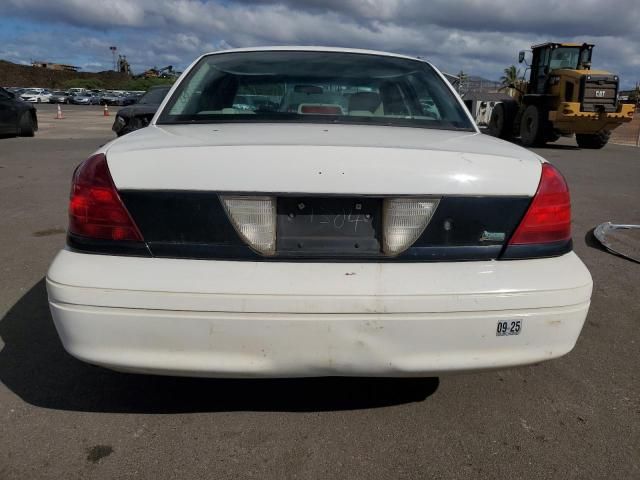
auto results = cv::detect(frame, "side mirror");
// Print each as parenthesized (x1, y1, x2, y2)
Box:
(518, 51, 526, 63)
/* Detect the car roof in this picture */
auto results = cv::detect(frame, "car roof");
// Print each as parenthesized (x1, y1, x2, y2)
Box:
(200, 46, 430, 65)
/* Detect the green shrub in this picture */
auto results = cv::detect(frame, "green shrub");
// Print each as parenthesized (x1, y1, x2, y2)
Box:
(61, 78, 105, 90)
(122, 77, 175, 91)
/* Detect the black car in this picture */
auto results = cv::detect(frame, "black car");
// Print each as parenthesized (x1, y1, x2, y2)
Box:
(112, 85, 171, 136)
(0, 87, 38, 137)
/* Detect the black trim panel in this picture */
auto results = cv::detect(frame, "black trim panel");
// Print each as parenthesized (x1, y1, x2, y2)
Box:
(140, 243, 502, 262)
(63, 190, 572, 262)
(402, 245, 503, 261)
(119, 191, 244, 245)
(148, 242, 258, 260)
(501, 240, 572, 260)
(414, 196, 530, 248)
(67, 233, 151, 257)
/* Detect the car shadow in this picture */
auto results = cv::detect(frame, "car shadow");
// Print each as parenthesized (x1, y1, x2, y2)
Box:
(584, 227, 607, 252)
(480, 130, 581, 150)
(532, 143, 580, 151)
(512, 139, 580, 151)
(0, 279, 439, 413)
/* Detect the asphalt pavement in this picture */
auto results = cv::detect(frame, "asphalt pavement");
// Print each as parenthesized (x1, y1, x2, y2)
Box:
(0, 104, 638, 479)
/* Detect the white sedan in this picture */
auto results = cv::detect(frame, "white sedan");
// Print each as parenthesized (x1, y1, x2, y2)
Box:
(20, 88, 51, 103)
(47, 47, 592, 377)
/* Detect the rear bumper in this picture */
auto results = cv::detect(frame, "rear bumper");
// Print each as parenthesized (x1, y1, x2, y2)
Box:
(47, 249, 592, 377)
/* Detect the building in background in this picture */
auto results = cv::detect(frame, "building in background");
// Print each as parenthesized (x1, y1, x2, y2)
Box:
(31, 61, 80, 72)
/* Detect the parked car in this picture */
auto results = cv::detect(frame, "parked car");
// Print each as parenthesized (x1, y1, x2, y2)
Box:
(20, 88, 51, 103)
(47, 47, 592, 378)
(49, 90, 72, 104)
(100, 92, 127, 106)
(0, 87, 38, 136)
(104, 91, 139, 106)
(70, 92, 101, 105)
(112, 85, 171, 136)
(7, 87, 26, 96)
(121, 92, 142, 106)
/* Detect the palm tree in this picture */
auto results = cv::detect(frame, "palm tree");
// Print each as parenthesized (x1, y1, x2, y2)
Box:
(500, 65, 520, 97)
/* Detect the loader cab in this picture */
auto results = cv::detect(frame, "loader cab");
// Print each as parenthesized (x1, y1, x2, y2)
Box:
(526, 43, 593, 94)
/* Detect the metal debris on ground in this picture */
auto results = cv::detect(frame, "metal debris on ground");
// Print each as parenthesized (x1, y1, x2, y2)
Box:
(593, 222, 640, 263)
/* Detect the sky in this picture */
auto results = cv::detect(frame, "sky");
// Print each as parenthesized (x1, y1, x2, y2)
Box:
(0, 0, 638, 88)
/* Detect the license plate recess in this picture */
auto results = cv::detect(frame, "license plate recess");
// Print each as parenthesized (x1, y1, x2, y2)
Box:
(276, 197, 381, 256)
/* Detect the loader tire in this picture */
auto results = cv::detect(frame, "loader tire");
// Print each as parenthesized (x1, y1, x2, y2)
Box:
(488, 101, 518, 139)
(488, 103, 506, 138)
(576, 131, 610, 149)
(520, 105, 547, 147)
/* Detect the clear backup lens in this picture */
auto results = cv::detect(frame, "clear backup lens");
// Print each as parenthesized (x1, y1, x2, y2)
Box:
(383, 198, 440, 255)
(221, 196, 277, 255)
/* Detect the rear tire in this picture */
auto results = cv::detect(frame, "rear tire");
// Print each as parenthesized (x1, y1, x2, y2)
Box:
(576, 131, 610, 149)
(520, 105, 547, 147)
(18, 112, 35, 137)
(488, 101, 518, 139)
(488, 103, 506, 138)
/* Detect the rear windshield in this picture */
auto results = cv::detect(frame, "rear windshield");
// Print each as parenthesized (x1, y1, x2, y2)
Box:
(157, 51, 474, 131)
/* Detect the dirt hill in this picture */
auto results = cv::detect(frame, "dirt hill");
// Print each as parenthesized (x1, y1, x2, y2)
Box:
(0, 60, 131, 89)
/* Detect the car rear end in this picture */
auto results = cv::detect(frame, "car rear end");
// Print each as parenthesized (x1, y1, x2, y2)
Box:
(20, 92, 38, 103)
(73, 95, 91, 105)
(46, 48, 592, 377)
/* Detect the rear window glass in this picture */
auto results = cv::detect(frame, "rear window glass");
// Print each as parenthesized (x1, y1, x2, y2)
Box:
(158, 51, 473, 131)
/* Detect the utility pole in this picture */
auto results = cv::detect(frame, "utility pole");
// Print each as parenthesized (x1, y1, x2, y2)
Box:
(457, 70, 469, 97)
(109, 46, 117, 71)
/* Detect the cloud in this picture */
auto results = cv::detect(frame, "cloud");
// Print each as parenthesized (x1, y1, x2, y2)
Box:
(2, 0, 147, 28)
(242, 0, 640, 38)
(0, 0, 638, 87)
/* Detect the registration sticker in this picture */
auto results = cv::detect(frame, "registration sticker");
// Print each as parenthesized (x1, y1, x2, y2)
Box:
(496, 320, 522, 336)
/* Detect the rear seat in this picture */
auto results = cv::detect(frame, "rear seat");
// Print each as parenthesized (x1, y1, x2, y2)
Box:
(348, 92, 386, 116)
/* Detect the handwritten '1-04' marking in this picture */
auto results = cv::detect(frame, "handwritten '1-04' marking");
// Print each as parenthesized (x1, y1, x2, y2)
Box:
(308, 207, 370, 232)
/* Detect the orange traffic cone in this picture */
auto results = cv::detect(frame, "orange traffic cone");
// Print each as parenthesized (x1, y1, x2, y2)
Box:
(55, 104, 64, 119)
(103, 104, 110, 116)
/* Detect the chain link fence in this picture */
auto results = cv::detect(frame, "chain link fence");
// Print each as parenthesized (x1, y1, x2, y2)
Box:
(610, 113, 640, 147)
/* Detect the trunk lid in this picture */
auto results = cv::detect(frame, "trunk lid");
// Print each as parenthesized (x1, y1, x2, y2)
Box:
(105, 123, 542, 196)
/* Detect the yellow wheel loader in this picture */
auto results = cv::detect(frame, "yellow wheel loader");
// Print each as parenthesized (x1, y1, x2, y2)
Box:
(488, 42, 636, 148)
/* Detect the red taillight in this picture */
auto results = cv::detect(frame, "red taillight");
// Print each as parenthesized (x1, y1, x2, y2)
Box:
(509, 163, 571, 245)
(69, 153, 142, 241)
